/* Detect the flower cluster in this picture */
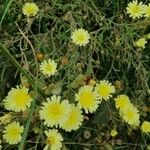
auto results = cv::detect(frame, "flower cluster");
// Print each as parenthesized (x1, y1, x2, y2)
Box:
(1, 86, 32, 144)
(39, 95, 83, 149)
(1, 68, 116, 149)
(75, 80, 116, 113)
(39, 79, 115, 149)
(1, 2, 150, 149)
(22, 3, 90, 47)
(126, 1, 150, 50)
(126, 1, 150, 19)
(115, 95, 140, 127)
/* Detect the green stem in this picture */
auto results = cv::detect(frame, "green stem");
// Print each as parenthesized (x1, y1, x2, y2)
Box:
(0, 42, 34, 84)
(0, 43, 46, 149)
(0, 42, 45, 98)
(18, 92, 37, 150)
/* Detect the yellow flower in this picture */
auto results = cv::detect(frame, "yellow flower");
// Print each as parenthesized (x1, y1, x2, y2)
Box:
(22, 2, 39, 17)
(3, 122, 24, 145)
(95, 80, 116, 101)
(75, 85, 100, 113)
(71, 28, 90, 46)
(120, 104, 140, 126)
(0, 113, 12, 125)
(142, 4, 150, 17)
(135, 38, 147, 49)
(44, 129, 63, 150)
(110, 129, 118, 137)
(3, 86, 32, 112)
(141, 121, 150, 133)
(40, 59, 57, 77)
(115, 95, 131, 109)
(62, 105, 83, 131)
(39, 95, 71, 127)
(126, 1, 144, 19)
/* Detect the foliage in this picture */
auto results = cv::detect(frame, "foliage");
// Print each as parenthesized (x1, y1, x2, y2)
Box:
(0, 0, 150, 150)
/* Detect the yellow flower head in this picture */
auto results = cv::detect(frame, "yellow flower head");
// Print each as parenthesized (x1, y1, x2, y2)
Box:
(0, 113, 12, 125)
(142, 4, 150, 17)
(135, 38, 147, 49)
(110, 129, 118, 137)
(126, 1, 144, 19)
(22, 2, 39, 17)
(3, 122, 24, 145)
(115, 95, 131, 109)
(3, 86, 32, 112)
(39, 95, 71, 127)
(75, 85, 100, 113)
(40, 59, 57, 77)
(62, 104, 83, 132)
(44, 129, 63, 150)
(141, 121, 150, 133)
(95, 80, 116, 101)
(71, 28, 90, 46)
(120, 104, 140, 126)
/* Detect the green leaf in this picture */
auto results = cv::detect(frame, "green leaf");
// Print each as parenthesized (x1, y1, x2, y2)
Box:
(93, 102, 110, 125)
(104, 144, 113, 150)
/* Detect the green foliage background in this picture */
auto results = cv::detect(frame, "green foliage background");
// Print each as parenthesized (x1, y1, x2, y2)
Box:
(0, 0, 150, 149)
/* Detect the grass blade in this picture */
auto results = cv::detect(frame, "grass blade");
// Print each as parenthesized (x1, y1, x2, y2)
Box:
(0, 42, 45, 97)
(18, 86, 37, 150)
(0, 0, 14, 27)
